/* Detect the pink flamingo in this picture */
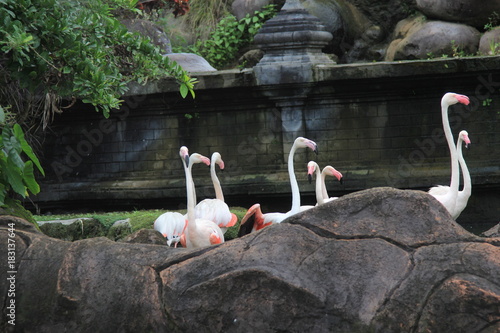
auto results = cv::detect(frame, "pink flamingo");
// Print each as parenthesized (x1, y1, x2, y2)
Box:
(238, 137, 318, 236)
(307, 161, 343, 205)
(179, 147, 224, 248)
(194, 152, 237, 234)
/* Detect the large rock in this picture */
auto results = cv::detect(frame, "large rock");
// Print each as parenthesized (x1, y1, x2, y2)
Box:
(164, 53, 216, 72)
(2, 187, 499, 332)
(416, 0, 500, 29)
(121, 19, 172, 54)
(479, 26, 500, 55)
(385, 17, 481, 60)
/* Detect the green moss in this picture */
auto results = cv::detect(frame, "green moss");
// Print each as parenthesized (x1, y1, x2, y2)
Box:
(0, 198, 39, 230)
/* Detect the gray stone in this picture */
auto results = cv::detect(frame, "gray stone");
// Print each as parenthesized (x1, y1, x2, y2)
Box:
(479, 26, 500, 55)
(3, 188, 500, 332)
(119, 228, 167, 245)
(231, 0, 272, 20)
(385, 18, 480, 60)
(416, 0, 500, 29)
(38, 217, 104, 241)
(164, 53, 216, 72)
(121, 19, 172, 54)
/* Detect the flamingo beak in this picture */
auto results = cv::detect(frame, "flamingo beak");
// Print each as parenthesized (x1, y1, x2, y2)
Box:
(339, 177, 344, 185)
(308, 173, 313, 184)
(455, 94, 470, 106)
(184, 154, 190, 167)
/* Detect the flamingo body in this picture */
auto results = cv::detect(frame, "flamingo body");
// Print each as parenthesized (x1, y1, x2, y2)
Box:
(154, 212, 187, 247)
(194, 152, 238, 233)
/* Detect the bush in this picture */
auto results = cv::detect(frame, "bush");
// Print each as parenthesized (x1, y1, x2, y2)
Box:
(176, 5, 277, 69)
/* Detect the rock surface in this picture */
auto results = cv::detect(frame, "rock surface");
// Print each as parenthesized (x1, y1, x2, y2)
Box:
(385, 17, 481, 60)
(1, 187, 499, 332)
(416, 0, 500, 28)
(164, 53, 216, 72)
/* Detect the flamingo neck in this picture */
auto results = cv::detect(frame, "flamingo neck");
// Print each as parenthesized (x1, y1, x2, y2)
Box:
(288, 143, 301, 213)
(320, 169, 329, 200)
(211, 162, 224, 201)
(441, 102, 459, 194)
(315, 165, 324, 205)
(185, 161, 198, 236)
(457, 138, 471, 196)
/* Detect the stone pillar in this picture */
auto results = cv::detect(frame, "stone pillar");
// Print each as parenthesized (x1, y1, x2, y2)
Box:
(253, 0, 335, 86)
(253, 0, 335, 152)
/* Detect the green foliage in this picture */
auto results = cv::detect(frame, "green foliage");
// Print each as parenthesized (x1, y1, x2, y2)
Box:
(0, 0, 196, 118)
(175, 5, 277, 69)
(0, 106, 45, 206)
(484, 12, 500, 31)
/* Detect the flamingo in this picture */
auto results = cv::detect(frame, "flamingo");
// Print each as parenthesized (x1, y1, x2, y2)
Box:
(238, 137, 318, 236)
(179, 147, 224, 249)
(428, 130, 472, 219)
(455, 130, 472, 219)
(428, 92, 470, 218)
(307, 161, 343, 205)
(194, 152, 238, 233)
(153, 212, 186, 247)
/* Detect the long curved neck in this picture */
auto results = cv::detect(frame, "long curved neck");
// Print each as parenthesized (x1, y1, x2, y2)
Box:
(185, 160, 198, 235)
(288, 142, 301, 213)
(457, 138, 471, 196)
(315, 165, 324, 205)
(211, 162, 224, 201)
(442, 102, 459, 192)
(321, 169, 329, 200)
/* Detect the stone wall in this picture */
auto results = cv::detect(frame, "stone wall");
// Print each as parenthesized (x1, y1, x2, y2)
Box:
(32, 57, 500, 223)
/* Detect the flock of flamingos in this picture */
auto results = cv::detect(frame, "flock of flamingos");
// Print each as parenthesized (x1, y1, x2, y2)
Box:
(154, 92, 472, 249)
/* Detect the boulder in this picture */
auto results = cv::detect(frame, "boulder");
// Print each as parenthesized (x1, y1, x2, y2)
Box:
(482, 222, 500, 237)
(38, 218, 104, 241)
(232, 0, 272, 20)
(416, 0, 500, 29)
(121, 19, 172, 54)
(385, 18, 480, 60)
(119, 228, 167, 245)
(479, 26, 500, 55)
(2, 187, 499, 332)
(164, 53, 216, 72)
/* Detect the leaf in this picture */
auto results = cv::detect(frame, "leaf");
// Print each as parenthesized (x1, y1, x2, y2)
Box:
(0, 106, 4, 124)
(22, 161, 40, 195)
(5, 159, 25, 197)
(13, 124, 44, 175)
(180, 83, 188, 98)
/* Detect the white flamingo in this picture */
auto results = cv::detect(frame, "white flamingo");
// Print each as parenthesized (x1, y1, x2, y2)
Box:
(429, 130, 472, 219)
(179, 147, 224, 249)
(307, 161, 343, 205)
(428, 92, 470, 218)
(238, 137, 318, 236)
(153, 212, 186, 247)
(194, 152, 237, 234)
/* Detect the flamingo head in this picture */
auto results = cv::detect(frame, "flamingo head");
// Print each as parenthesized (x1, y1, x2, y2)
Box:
(190, 153, 211, 166)
(459, 130, 471, 149)
(442, 93, 470, 106)
(324, 165, 344, 184)
(212, 152, 224, 170)
(307, 161, 318, 183)
(209, 229, 223, 245)
(179, 146, 190, 167)
(295, 137, 318, 154)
